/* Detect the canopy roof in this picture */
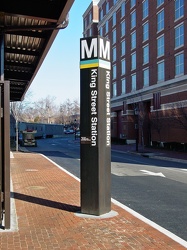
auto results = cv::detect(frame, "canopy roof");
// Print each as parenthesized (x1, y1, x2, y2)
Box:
(0, 0, 74, 101)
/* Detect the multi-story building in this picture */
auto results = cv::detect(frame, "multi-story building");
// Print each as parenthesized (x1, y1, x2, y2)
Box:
(83, 0, 187, 150)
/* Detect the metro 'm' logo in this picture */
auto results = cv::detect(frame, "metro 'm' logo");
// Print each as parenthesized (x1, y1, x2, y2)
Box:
(80, 37, 110, 61)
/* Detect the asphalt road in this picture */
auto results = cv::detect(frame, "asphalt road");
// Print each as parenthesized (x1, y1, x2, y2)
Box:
(28, 136, 187, 241)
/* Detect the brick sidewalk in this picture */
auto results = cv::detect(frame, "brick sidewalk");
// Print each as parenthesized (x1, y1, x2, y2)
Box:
(1, 152, 186, 249)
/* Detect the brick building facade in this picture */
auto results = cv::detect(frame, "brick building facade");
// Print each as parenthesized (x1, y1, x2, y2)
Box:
(83, 0, 187, 150)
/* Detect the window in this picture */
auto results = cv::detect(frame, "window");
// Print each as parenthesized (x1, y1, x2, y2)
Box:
(121, 59, 126, 75)
(131, 11, 136, 29)
(113, 82, 117, 97)
(100, 9, 103, 21)
(175, 52, 184, 76)
(157, 35, 164, 57)
(131, 31, 136, 50)
(106, 2, 109, 14)
(121, 2, 125, 18)
(153, 92, 161, 110)
(157, 0, 164, 7)
(143, 45, 149, 64)
(121, 40, 126, 56)
(157, 61, 165, 81)
(121, 78, 126, 93)
(113, 64, 117, 79)
(143, 22, 149, 41)
(100, 26, 103, 36)
(131, 52, 136, 70)
(112, 29, 116, 44)
(157, 10, 164, 32)
(175, 23, 184, 48)
(143, 0, 149, 19)
(89, 12, 92, 23)
(121, 20, 125, 37)
(105, 20, 109, 34)
(175, 0, 184, 20)
(131, 0, 136, 8)
(143, 68, 149, 87)
(113, 47, 116, 62)
(113, 12, 116, 26)
(131, 74, 136, 91)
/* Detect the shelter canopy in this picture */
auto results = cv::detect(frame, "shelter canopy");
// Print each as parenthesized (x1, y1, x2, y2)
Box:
(0, 0, 74, 101)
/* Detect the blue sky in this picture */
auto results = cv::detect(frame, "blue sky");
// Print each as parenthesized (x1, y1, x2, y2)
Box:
(28, 0, 92, 105)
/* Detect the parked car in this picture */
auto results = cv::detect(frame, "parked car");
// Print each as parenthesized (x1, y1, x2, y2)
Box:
(64, 129, 74, 134)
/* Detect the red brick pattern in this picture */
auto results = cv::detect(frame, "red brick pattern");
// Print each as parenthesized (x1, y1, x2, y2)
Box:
(0, 152, 185, 249)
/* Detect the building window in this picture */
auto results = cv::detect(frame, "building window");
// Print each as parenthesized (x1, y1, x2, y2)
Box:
(100, 9, 103, 21)
(106, 2, 109, 14)
(131, 0, 136, 8)
(84, 18, 87, 30)
(131, 74, 136, 91)
(112, 29, 116, 44)
(131, 31, 136, 50)
(113, 12, 116, 26)
(175, 52, 184, 76)
(157, 10, 164, 32)
(105, 20, 109, 34)
(113, 64, 117, 79)
(157, 0, 164, 7)
(143, 68, 149, 87)
(121, 40, 126, 56)
(89, 12, 92, 23)
(175, 0, 184, 20)
(143, 0, 149, 19)
(100, 26, 103, 36)
(121, 2, 125, 18)
(113, 82, 117, 97)
(153, 92, 161, 110)
(175, 23, 184, 48)
(157, 61, 165, 81)
(121, 78, 126, 93)
(121, 59, 126, 75)
(157, 35, 164, 57)
(131, 11, 136, 29)
(131, 52, 136, 70)
(113, 47, 116, 62)
(113, 0, 117, 5)
(143, 22, 149, 41)
(121, 20, 125, 37)
(143, 45, 149, 64)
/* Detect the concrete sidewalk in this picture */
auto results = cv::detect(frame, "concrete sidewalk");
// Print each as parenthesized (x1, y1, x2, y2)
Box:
(1, 151, 186, 249)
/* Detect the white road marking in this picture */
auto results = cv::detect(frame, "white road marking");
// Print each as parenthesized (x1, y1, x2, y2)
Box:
(140, 170, 165, 177)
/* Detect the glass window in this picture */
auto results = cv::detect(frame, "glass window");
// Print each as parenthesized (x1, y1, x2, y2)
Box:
(143, 22, 149, 41)
(157, 10, 164, 32)
(113, 82, 117, 97)
(121, 40, 126, 56)
(132, 74, 136, 91)
(131, 52, 136, 70)
(157, 0, 164, 7)
(157, 61, 165, 81)
(131, 0, 136, 8)
(113, 47, 116, 62)
(143, 68, 149, 87)
(175, 0, 184, 20)
(131, 11, 136, 29)
(112, 29, 116, 44)
(121, 59, 126, 75)
(113, 64, 117, 79)
(105, 20, 109, 34)
(100, 9, 103, 21)
(175, 23, 184, 48)
(175, 53, 184, 76)
(106, 2, 109, 13)
(157, 35, 164, 57)
(143, 45, 149, 64)
(121, 78, 126, 93)
(121, 20, 125, 37)
(113, 12, 116, 26)
(131, 31, 136, 50)
(143, 0, 149, 19)
(100, 26, 103, 36)
(121, 2, 125, 18)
